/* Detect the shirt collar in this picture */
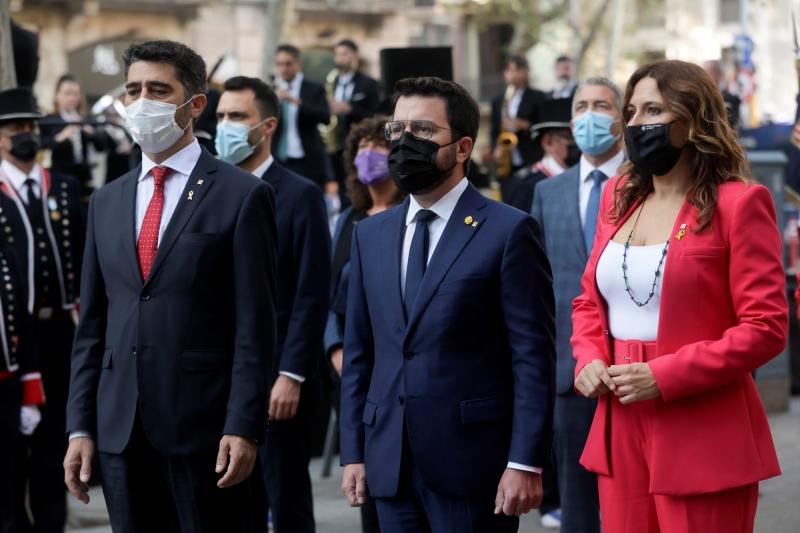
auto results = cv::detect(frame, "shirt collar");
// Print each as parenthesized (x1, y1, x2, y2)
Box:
(406, 177, 470, 226)
(579, 149, 625, 184)
(277, 72, 304, 91)
(251, 155, 274, 178)
(338, 70, 356, 85)
(139, 138, 202, 182)
(1, 159, 41, 191)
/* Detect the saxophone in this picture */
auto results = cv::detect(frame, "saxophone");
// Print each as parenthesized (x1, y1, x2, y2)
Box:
(320, 67, 342, 154)
(496, 84, 520, 179)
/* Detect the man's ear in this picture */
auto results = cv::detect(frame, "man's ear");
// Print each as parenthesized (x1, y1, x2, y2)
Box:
(457, 136, 474, 164)
(190, 93, 207, 119)
(262, 117, 278, 139)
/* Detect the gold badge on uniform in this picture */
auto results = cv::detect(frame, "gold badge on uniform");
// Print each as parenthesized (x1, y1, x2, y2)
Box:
(50, 210, 61, 222)
(464, 216, 474, 225)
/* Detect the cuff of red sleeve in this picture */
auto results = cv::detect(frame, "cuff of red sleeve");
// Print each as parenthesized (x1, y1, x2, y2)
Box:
(21, 372, 45, 405)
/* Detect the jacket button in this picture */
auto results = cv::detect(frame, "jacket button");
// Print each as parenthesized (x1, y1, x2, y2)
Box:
(603, 329, 609, 336)
(140, 293, 151, 301)
(403, 350, 415, 360)
(398, 395, 405, 405)
(132, 347, 137, 356)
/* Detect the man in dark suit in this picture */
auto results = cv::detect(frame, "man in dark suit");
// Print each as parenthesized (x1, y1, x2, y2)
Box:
(340, 76, 555, 532)
(216, 75, 330, 533)
(63, 40, 278, 532)
(531, 77, 624, 533)
(0, 86, 84, 533)
(328, 39, 380, 187)
(272, 43, 332, 188)
(491, 54, 546, 172)
(549, 56, 577, 100)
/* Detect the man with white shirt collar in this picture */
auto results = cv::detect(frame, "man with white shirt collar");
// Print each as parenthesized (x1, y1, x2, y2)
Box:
(0, 86, 83, 533)
(272, 43, 332, 189)
(531, 76, 625, 533)
(340, 76, 555, 533)
(64, 40, 278, 531)
(216, 75, 330, 533)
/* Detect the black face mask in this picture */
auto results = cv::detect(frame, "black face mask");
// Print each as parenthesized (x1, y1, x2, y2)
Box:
(9, 132, 40, 162)
(624, 123, 682, 177)
(565, 144, 581, 168)
(388, 132, 457, 195)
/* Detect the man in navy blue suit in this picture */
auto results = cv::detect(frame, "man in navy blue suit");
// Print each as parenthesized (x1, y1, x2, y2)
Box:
(339, 77, 555, 532)
(216, 75, 331, 533)
(64, 41, 277, 531)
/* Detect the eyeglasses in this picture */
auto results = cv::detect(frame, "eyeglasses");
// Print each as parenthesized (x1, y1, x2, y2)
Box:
(384, 120, 463, 142)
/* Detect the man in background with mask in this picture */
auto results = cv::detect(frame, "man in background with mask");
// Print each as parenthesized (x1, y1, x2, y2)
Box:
(0, 87, 83, 533)
(64, 40, 278, 531)
(216, 75, 330, 533)
(340, 76, 555, 532)
(530, 77, 625, 533)
(502, 98, 576, 212)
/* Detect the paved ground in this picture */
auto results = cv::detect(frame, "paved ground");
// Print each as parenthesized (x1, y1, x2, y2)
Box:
(68, 397, 800, 532)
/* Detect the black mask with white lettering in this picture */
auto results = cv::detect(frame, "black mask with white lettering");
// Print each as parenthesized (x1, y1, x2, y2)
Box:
(624, 123, 682, 177)
(388, 132, 457, 195)
(9, 132, 40, 162)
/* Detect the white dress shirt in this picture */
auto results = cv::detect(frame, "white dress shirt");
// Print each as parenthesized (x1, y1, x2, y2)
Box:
(578, 150, 625, 227)
(507, 88, 524, 166)
(401, 177, 541, 474)
(1, 159, 41, 203)
(135, 139, 200, 243)
(335, 70, 356, 102)
(275, 73, 305, 159)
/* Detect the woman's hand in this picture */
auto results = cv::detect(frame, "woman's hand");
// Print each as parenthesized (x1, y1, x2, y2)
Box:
(608, 363, 661, 404)
(574, 359, 616, 398)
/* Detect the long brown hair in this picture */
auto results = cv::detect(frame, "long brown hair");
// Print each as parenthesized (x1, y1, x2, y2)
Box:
(615, 60, 749, 232)
(344, 115, 404, 213)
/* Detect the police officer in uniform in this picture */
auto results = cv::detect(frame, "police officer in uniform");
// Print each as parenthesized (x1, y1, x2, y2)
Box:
(0, 87, 84, 532)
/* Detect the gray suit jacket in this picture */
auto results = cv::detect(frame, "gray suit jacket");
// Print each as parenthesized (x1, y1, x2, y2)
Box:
(531, 165, 588, 395)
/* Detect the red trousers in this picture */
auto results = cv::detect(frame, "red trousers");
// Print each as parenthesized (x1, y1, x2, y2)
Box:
(597, 340, 759, 533)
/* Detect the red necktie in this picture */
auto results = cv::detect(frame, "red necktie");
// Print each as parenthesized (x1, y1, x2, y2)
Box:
(137, 165, 172, 280)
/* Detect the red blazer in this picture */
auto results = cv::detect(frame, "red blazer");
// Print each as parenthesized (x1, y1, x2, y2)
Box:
(571, 176, 787, 495)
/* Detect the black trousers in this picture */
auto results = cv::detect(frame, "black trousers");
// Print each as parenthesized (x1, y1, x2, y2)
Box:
(258, 384, 316, 533)
(99, 413, 266, 533)
(15, 317, 73, 533)
(0, 378, 20, 533)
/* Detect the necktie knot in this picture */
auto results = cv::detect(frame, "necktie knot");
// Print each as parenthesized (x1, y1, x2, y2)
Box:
(414, 209, 437, 225)
(589, 169, 607, 188)
(150, 166, 173, 189)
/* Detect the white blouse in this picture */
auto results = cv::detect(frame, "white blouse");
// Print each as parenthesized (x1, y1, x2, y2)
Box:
(596, 240, 667, 341)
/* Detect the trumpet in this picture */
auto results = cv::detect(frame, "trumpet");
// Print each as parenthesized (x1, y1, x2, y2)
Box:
(496, 84, 519, 179)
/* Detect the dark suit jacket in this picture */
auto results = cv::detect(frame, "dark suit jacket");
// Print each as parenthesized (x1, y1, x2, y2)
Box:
(340, 184, 555, 498)
(334, 71, 379, 145)
(491, 88, 547, 166)
(259, 161, 330, 381)
(40, 115, 110, 192)
(66, 147, 278, 456)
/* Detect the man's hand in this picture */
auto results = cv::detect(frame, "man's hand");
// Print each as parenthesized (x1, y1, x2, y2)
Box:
(494, 468, 542, 516)
(329, 100, 352, 114)
(276, 90, 299, 105)
(215, 435, 257, 488)
(64, 437, 95, 504)
(341, 463, 367, 507)
(55, 125, 79, 143)
(330, 347, 343, 376)
(574, 359, 616, 398)
(269, 375, 302, 421)
(608, 363, 660, 404)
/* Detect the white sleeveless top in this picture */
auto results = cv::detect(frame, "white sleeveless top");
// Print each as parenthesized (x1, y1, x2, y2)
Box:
(596, 240, 667, 341)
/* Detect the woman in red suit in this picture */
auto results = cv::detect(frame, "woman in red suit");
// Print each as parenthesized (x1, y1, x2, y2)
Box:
(571, 59, 787, 533)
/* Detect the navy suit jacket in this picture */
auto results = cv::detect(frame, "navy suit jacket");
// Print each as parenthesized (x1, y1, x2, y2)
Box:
(67, 147, 278, 455)
(259, 161, 330, 380)
(340, 183, 555, 498)
(530, 164, 588, 394)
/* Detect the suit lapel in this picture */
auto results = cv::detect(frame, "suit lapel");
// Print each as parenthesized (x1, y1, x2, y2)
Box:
(384, 198, 409, 325)
(143, 151, 217, 286)
(405, 185, 487, 336)
(260, 162, 282, 195)
(121, 166, 143, 285)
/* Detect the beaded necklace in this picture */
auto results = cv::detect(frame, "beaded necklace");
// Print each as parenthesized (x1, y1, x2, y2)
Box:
(622, 203, 669, 307)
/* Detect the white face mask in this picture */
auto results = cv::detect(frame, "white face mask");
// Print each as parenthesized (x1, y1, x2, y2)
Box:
(125, 96, 195, 154)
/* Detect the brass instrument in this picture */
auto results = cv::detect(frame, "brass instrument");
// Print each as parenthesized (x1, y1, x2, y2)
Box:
(320, 67, 342, 153)
(496, 84, 519, 178)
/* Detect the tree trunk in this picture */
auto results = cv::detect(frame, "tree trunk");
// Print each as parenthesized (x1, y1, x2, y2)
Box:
(0, 0, 18, 90)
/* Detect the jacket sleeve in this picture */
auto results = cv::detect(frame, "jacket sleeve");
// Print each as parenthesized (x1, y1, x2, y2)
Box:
(648, 184, 789, 401)
(224, 182, 277, 442)
(339, 224, 374, 465)
(9, 248, 44, 406)
(66, 194, 107, 435)
(501, 216, 555, 467)
(278, 184, 331, 378)
(299, 83, 331, 127)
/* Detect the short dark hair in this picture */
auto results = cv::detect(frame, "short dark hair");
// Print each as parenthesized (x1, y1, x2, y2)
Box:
(336, 39, 359, 53)
(276, 44, 301, 59)
(506, 54, 529, 70)
(392, 77, 479, 144)
(123, 40, 207, 98)
(223, 76, 279, 121)
(556, 55, 573, 64)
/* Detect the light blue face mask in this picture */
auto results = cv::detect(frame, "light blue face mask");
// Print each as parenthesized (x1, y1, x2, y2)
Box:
(572, 111, 620, 156)
(215, 119, 267, 165)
